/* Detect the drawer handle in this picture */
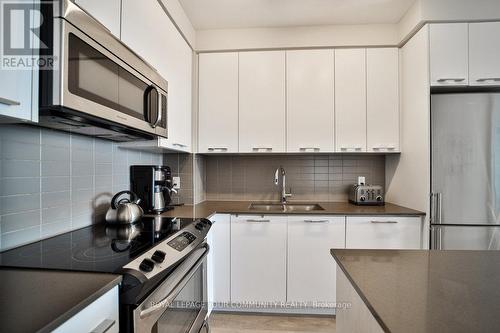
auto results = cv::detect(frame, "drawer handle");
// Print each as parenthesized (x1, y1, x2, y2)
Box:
(0, 97, 21, 106)
(436, 78, 465, 82)
(91, 319, 116, 333)
(476, 78, 500, 82)
(246, 219, 270, 223)
(173, 143, 188, 147)
(303, 219, 329, 223)
(207, 147, 228, 152)
(370, 220, 398, 224)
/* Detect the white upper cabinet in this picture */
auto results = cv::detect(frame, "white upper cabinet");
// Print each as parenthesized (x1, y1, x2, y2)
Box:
(335, 49, 367, 152)
(367, 48, 400, 152)
(239, 51, 286, 153)
(469, 22, 500, 86)
(121, 0, 192, 152)
(287, 216, 345, 305)
(286, 50, 335, 153)
(429, 23, 469, 86)
(75, 0, 121, 38)
(198, 53, 239, 153)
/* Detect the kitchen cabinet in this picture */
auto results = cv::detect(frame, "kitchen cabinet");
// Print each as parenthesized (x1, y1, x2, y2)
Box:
(286, 50, 335, 153)
(287, 216, 345, 305)
(367, 48, 400, 152)
(469, 22, 500, 86)
(121, 0, 192, 152)
(207, 214, 231, 314)
(345, 216, 422, 249)
(53, 286, 119, 333)
(239, 51, 286, 153)
(335, 49, 367, 152)
(198, 53, 239, 153)
(0, 1, 38, 123)
(74, 0, 121, 38)
(429, 23, 469, 86)
(230, 215, 287, 304)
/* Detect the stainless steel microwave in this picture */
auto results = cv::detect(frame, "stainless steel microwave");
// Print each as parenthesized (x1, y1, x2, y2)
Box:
(38, 0, 168, 141)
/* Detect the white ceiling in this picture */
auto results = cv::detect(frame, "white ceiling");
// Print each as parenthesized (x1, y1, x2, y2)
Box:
(179, 0, 416, 30)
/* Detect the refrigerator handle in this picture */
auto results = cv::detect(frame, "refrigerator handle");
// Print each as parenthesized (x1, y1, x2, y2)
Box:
(432, 227, 442, 250)
(437, 193, 443, 224)
(431, 192, 443, 224)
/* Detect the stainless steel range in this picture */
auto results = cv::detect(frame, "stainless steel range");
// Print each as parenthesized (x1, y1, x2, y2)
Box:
(0, 216, 212, 333)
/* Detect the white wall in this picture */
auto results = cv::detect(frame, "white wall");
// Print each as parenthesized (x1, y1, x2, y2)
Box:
(196, 24, 399, 51)
(158, 0, 196, 47)
(385, 25, 430, 245)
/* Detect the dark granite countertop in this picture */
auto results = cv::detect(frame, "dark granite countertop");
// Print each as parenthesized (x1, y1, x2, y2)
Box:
(331, 249, 500, 333)
(156, 201, 425, 219)
(0, 268, 121, 333)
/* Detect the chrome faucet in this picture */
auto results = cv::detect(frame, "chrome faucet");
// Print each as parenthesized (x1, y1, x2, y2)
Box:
(274, 166, 292, 204)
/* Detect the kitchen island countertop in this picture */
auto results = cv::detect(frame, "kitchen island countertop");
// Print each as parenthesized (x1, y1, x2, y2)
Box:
(331, 249, 500, 333)
(0, 268, 121, 333)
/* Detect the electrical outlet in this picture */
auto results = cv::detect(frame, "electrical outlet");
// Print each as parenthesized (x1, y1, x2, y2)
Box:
(173, 176, 181, 190)
(357, 176, 366, 185)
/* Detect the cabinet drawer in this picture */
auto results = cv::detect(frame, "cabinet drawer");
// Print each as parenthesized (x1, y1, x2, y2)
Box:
(346, 217, 422, 249)
(53, 286, 119, 333)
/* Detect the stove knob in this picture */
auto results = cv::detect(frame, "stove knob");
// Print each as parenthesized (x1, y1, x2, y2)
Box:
(139, 258, 155, 272)
(152, 250, 166, 263)
(376, 196, 383, 202)
(201, 218, 212, 226)
(360, 196, 366, 202)
(195, 223, 204, 230)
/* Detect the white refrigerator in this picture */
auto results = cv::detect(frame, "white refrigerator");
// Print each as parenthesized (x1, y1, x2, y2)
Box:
(431, 93, 500, 250)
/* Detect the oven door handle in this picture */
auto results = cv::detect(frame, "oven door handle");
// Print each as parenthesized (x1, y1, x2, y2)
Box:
(139, 244, 209, 319)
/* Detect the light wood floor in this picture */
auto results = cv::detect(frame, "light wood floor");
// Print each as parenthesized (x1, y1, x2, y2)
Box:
(209, 313, 336, 333)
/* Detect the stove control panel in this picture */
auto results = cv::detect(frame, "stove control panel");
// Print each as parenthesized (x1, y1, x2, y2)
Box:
(124, 218, 212, 278)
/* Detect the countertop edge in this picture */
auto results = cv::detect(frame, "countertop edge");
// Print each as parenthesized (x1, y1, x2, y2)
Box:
(330, 249, 391, 333)
(38, 274, 122, 333)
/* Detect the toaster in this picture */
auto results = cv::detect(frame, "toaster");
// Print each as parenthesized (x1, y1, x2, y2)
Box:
(349, 184, 385, 206)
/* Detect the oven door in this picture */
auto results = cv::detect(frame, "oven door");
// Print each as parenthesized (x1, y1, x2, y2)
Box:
(49, 18, 168, 138)
(134, 244, 209, 333)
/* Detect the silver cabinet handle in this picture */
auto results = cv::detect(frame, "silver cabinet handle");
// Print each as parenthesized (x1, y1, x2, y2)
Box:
(246, 219, 270, 223)
(476, 78, 500, 82)
(370, 220, 398, 224)
(0, 97, 21, 106)
(252, 147, 273, 152)
(207, 147, 228, 152)
(340, 146, 363, 152)
(436, 78, 466, 82)
(299, 147, 320, 152)
(303, 219, 329, 223)
(173, 143, 187, 147)
(91, 319, 116, 333)
(372, 145, 396, 151)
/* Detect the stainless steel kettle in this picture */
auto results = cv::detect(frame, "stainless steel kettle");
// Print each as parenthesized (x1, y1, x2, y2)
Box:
(105, 190, 144, 225)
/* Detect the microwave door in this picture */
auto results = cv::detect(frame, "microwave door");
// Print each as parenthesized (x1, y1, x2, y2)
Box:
(58, 20, 159, 135)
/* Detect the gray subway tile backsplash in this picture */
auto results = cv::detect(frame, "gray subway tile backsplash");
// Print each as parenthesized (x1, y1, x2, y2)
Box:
(0, 124, 164, 251)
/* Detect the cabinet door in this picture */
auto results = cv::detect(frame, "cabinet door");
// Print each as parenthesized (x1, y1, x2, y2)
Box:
(469, 22, 500, 86)
(429, 23, 469, 86)
(207, 214, 231, 313)
(346, 216, 422, 249)
(286, 50, 335, 153)
(335, 49, 366, 152)
(0, 2, 37, 123)
(75, 0, 121, 38)
(231, 215, 287, 303)
(367, 48, 400, 152)
(198, 53, 239, 153)
(287, 216, 345, 305)
(121, 0, 192, 152)
(239, 51, 286, 153)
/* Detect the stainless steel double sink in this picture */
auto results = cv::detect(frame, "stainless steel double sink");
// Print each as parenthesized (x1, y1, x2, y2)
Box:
(248, 203, 325, 212)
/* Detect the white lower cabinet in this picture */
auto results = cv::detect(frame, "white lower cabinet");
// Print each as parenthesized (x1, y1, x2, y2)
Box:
(346, 216, 422, 249)
(287, 216, 345, 306)
(230, 215, 287, 304)
(207, 214, 231, 314)
(53, 286, 119, 333)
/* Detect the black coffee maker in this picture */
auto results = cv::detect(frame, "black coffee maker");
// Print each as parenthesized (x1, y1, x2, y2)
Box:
(130, 165, 175, 214)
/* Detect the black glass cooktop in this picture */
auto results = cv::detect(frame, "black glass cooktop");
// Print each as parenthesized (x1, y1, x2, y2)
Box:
(0, 216, 197, 274)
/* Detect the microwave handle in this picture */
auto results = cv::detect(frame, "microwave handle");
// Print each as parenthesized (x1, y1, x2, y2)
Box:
(144, 85, 159, 127)
(153, 95, 161, 128)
